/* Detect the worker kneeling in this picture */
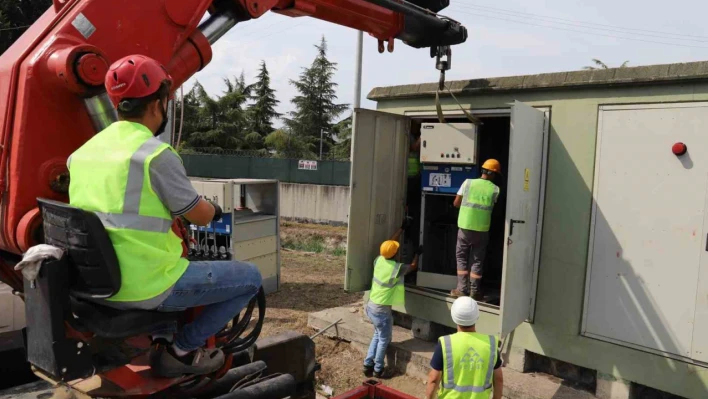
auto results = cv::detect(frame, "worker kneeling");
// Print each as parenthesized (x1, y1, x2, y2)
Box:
(426, 297, 503, 399)
(363, 222, 421, 379)
(68, 55, 262, 377)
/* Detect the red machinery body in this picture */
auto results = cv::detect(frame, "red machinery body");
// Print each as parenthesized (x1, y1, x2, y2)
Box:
(0, 1, 465, 397)
(0, 0, 465, 291)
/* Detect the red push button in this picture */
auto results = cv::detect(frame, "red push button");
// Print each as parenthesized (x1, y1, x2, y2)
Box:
(672, 142, 687, 156)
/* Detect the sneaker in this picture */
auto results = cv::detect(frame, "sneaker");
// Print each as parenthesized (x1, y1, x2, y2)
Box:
(450, 289, 468, 298)
(373, 368, 395, 379)
(150, 341, 225, 378)
(363, 365, 374, 377)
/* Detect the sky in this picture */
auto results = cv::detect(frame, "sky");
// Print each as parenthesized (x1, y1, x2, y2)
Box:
(184, 0, 708, 125)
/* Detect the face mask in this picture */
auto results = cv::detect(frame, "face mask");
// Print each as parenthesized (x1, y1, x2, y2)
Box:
(155, 99, 169, 137)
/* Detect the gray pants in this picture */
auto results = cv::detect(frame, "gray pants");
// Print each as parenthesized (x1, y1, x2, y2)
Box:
(455, 228, 489, 295)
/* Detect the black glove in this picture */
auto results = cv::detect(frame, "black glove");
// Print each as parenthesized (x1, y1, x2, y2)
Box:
(416, 245, 424, 255)
(209, 201, 223, 221)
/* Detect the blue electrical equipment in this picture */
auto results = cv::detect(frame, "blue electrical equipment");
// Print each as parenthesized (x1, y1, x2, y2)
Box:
(421, 164, 480, 194)
(191, 213, 233, 235)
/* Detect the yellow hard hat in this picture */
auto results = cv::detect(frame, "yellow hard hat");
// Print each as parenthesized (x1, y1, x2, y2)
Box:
(481, 159, 501, 174)
(380, 240, 400, 259)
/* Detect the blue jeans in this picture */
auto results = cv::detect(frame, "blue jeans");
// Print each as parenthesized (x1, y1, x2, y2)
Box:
(156, 260, 262, 351)
(364, 304, 393, 373)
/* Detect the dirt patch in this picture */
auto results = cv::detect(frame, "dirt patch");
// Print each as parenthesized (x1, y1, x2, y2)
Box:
(261, 247, 425, 398)
(280, 222, 347, 256)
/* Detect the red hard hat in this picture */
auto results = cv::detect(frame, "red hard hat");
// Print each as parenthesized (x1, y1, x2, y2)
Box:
(105, 55, 173, 108)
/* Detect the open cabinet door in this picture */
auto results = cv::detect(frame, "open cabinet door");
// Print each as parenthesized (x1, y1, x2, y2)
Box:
(500, 101, 546, 337)
(345, 109, 410, 292)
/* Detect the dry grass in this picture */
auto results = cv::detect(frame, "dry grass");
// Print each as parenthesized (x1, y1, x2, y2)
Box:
(261, 244, 425, 398)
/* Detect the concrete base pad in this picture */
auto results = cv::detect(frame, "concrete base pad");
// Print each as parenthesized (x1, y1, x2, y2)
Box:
(309, 305, 597, 399)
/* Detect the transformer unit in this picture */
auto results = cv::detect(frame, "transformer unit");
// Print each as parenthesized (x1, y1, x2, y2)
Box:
(188, 178, 280, 294)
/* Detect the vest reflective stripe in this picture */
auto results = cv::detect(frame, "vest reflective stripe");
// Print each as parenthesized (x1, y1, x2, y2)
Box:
(123, 138, 165, 213)
(458, 179, 499, 232)
(69, 121, 188, 302)
(369, 256, 405, 306)
(95, 212, 173, 233)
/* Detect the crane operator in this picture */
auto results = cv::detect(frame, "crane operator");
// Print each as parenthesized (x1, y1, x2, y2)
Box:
(67, 55, 263, 378)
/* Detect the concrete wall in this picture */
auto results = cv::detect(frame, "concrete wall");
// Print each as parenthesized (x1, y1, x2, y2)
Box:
(279, 183, 350, 225)
(376, 81, 708, 399)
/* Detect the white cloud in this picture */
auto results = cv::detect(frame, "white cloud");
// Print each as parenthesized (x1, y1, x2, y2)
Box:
(180, 0, 708, 124)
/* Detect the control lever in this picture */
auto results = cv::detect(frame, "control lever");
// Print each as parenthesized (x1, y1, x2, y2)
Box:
(510, 219, 525, 236)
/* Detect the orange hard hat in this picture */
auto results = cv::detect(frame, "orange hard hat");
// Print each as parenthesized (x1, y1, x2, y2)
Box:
(380, 240, 400, 259)
(481, 159, 501, 174)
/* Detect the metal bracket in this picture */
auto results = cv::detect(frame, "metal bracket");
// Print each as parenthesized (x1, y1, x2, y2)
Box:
(431, 45, 452, 90)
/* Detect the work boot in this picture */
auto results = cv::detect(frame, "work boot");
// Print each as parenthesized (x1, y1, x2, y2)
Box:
(363, 365, 374, 377)
(373, 368, 395, 379)
(450, 289, 467, 298)
(150, 340, 225, 378)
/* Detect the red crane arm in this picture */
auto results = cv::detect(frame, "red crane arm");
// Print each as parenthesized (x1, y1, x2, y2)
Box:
(0, 0, 466, 290)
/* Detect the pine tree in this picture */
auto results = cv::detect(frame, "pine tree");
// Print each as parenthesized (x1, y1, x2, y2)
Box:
(180, 78, 250, 151)
(284, 36, 348, 156)
(247, 61, 281, 139)
(331, 115, 352, 159)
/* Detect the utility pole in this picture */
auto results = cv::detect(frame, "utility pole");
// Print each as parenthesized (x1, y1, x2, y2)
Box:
(320, 128, 324, 160)
(349, 30, 364, 163)
(353, 31, 363, 108)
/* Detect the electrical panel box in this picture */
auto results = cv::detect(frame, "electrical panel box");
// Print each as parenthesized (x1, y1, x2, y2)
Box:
(421, 164, 479, 194)
(200, 180, 234, 213)
(420, 123, 478, 165)
(187, 178, 280, 294)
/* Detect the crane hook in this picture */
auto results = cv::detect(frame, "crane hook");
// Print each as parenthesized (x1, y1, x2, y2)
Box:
(432, 45, 452, 91)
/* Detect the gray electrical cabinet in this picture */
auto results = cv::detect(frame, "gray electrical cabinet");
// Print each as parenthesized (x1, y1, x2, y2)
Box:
(188, 178, 280, 294)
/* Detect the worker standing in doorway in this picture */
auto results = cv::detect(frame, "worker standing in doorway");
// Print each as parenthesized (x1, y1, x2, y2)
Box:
(452, 160, 501, 300)
(425, 297, 503, 399)
(364, 222, 422, 379)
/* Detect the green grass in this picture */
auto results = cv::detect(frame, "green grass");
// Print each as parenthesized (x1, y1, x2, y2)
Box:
(331, 247, 347, 257)
(282, 234, 347, 257)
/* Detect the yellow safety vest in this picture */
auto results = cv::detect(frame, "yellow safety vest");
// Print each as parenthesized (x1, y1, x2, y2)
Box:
(369, 256, 405, 306)
(457, 179, 499, 232)
(68, 121, 188, 302)
(408, 154, 421, 177)
(438, 332, 498, 399)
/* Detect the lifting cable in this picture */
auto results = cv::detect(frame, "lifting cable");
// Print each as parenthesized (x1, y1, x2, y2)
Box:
(435, 85, 482, 126)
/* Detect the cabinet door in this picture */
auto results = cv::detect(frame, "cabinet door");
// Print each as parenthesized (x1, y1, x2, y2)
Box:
(345, 109, 410, 292)
(500, 101, 546, 338)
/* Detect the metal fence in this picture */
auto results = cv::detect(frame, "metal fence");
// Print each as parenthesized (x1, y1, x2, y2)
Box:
(181, 152, 351, 186)
(181, 148, 351, 161)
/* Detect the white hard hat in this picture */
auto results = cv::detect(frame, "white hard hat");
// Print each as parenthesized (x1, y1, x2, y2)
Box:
(451, 297, 480, 326)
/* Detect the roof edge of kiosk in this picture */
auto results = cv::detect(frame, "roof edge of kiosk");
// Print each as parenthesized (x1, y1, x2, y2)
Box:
(367, 60, 708, 101)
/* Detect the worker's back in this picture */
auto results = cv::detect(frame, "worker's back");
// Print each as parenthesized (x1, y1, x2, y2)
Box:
(68, 121, 187, 303)
(438, 331, 498, 399)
